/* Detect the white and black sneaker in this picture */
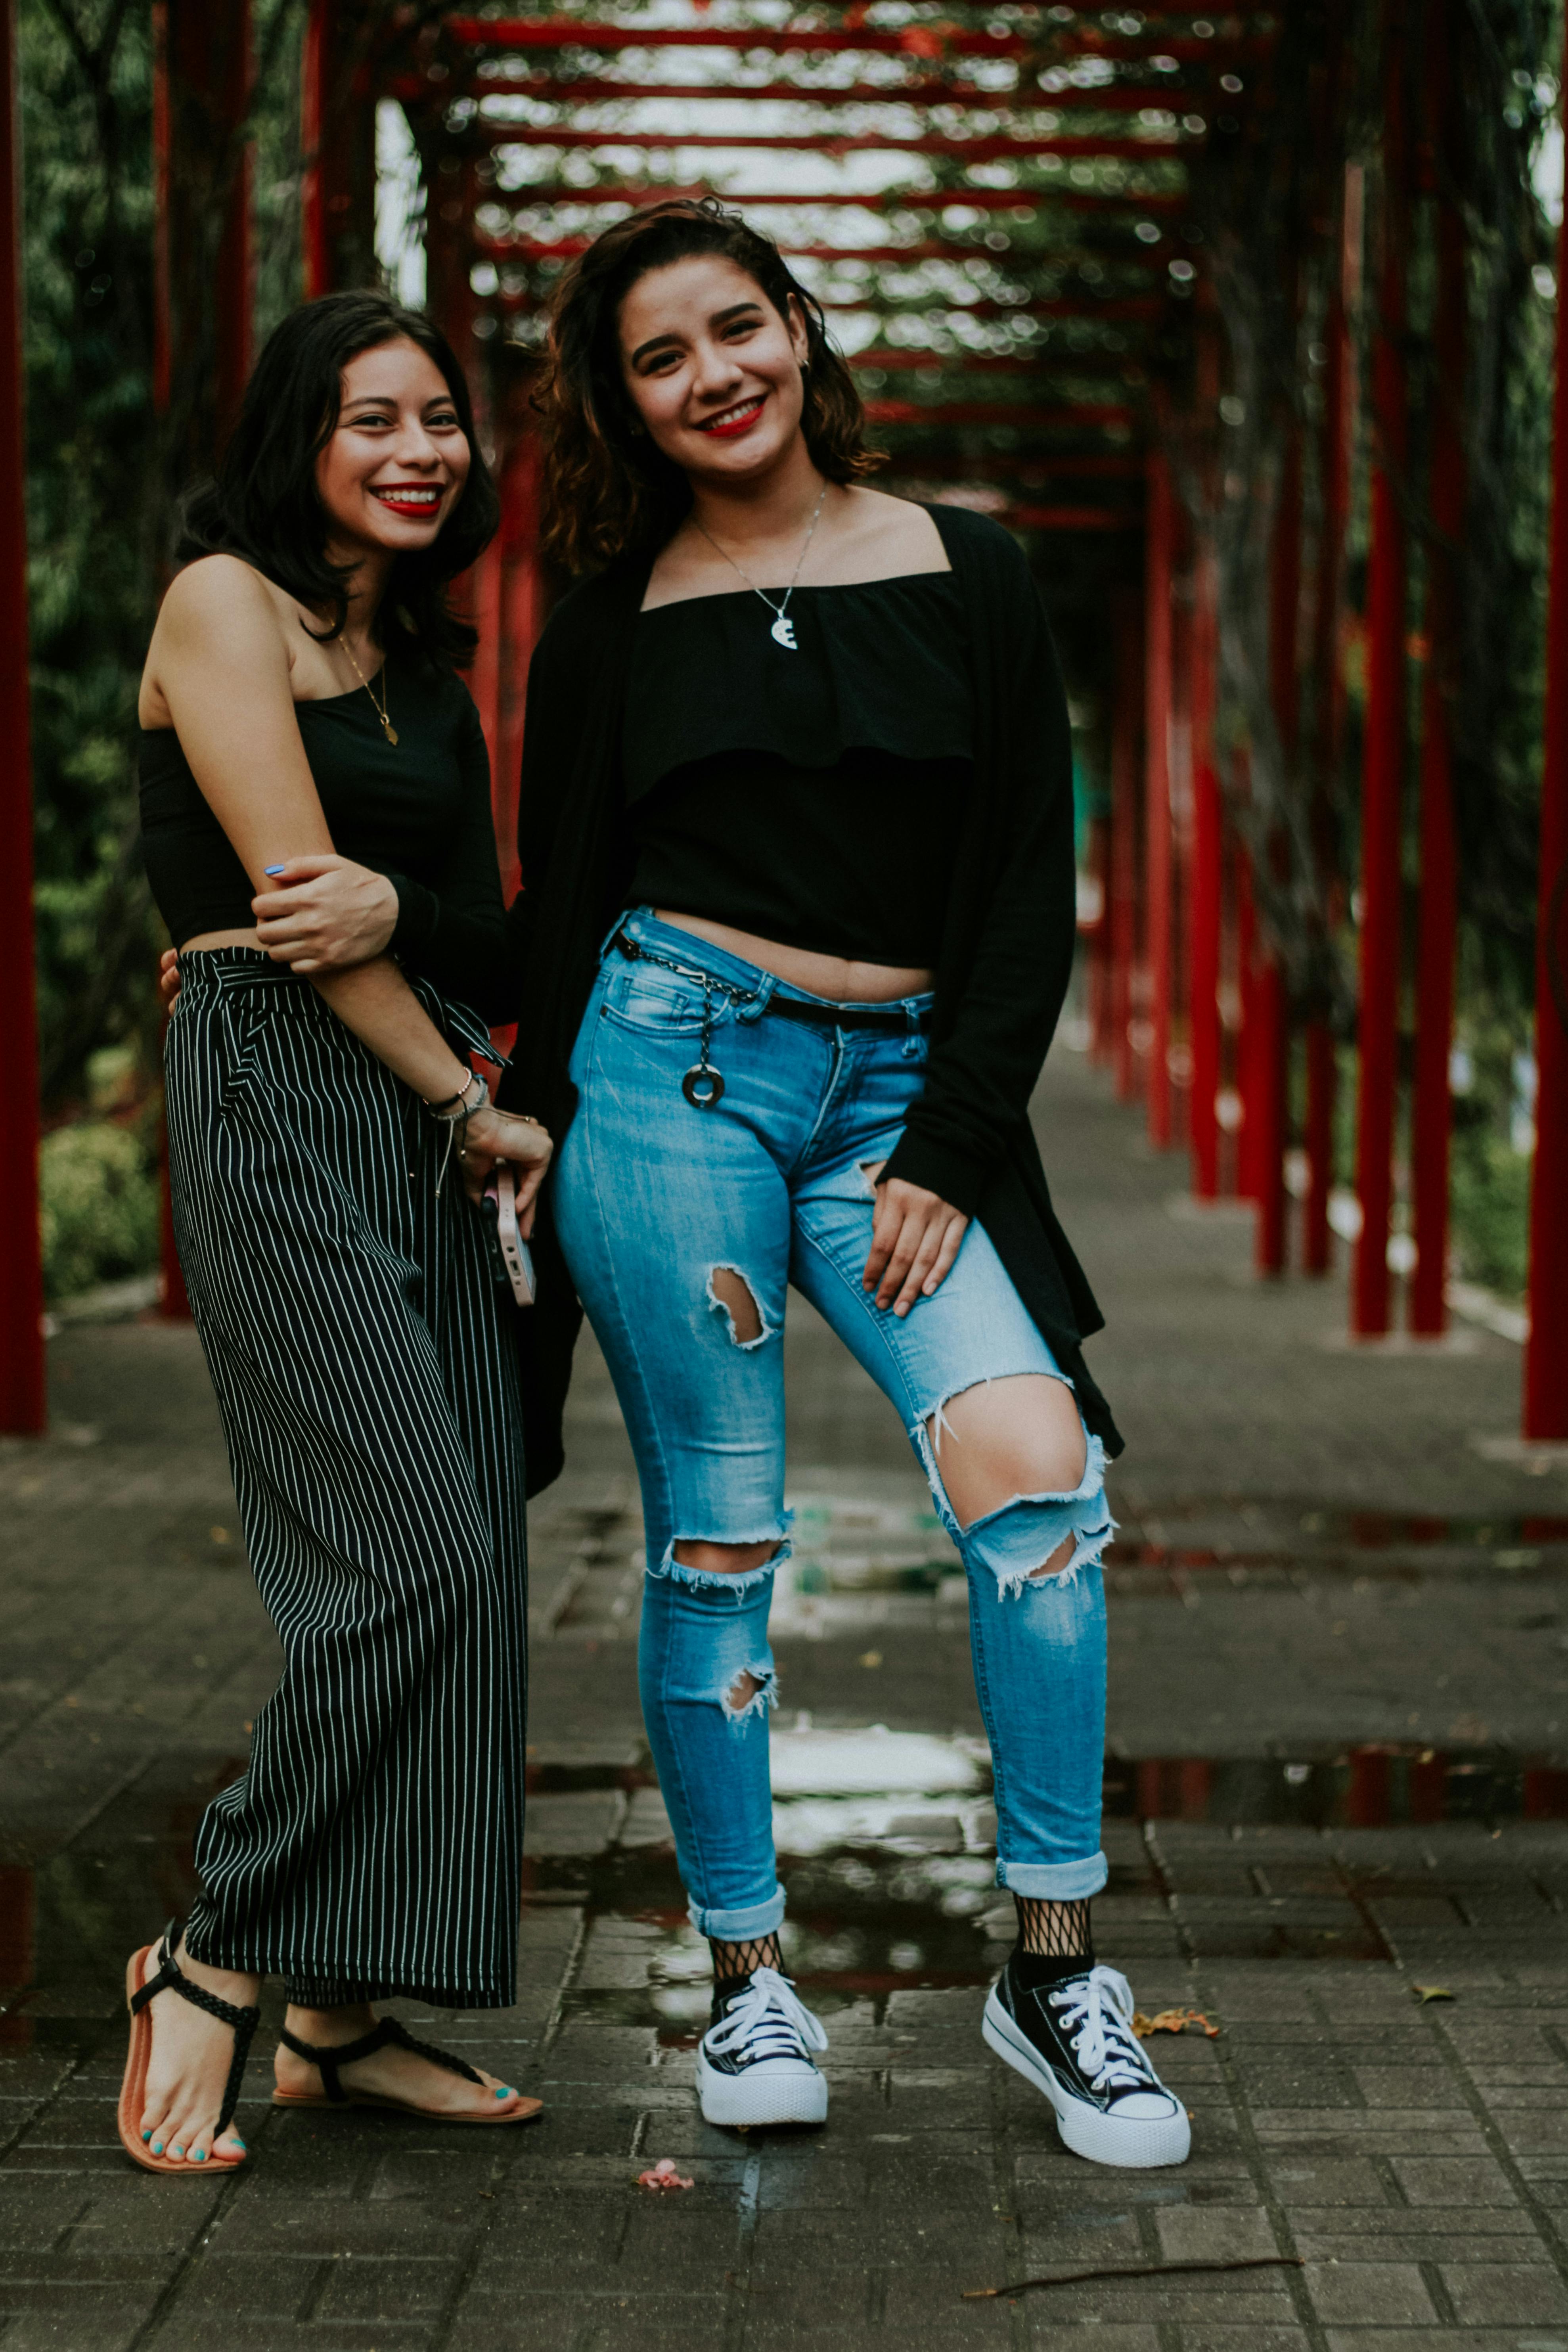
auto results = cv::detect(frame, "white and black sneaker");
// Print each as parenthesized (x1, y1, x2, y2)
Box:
(984, 1956, 1191, 2169)
(695, 1966, 829, 2129)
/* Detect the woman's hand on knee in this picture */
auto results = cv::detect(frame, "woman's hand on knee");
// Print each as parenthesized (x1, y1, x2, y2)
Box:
(862, 1176, 968, 1317)
(251, 855, 398, 973)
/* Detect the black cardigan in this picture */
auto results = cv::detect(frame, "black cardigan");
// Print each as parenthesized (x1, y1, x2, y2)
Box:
(498, 501, 1122, 1495)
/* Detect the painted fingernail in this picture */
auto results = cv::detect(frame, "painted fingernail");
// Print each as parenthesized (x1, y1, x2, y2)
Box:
(263, 864, 285, 875)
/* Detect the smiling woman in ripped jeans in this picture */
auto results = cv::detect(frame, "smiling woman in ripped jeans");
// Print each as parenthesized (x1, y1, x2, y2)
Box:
(506, 198, 1189, 2170)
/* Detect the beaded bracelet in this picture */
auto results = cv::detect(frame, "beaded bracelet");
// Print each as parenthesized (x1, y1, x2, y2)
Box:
(428, 1071, 489, 1194)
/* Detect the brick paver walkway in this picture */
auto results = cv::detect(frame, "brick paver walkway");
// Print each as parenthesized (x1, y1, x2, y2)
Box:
(3, 1043, 1566, 2348)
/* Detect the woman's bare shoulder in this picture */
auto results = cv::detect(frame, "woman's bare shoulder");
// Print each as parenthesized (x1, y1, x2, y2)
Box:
(821, 485, 950, 578)
(156, 552, 293, 644)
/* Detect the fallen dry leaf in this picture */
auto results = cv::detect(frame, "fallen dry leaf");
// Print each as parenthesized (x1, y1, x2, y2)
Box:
(638, 2157, 695, 2191)
(1131, 2007, 1220, 2040)
(1412, 1984, 1455, 2004)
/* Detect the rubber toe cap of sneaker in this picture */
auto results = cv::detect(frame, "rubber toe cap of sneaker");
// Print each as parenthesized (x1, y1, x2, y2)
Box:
(1112, 2091, 1184, 2121)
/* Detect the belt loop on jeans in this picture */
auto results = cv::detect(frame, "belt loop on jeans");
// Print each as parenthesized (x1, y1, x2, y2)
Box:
(902, 999, 924, 1059)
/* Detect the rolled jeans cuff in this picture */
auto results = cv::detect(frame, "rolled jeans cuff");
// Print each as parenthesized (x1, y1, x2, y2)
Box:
(687, 1884, 787, 1941)
(996, 1852, 1108, 1901)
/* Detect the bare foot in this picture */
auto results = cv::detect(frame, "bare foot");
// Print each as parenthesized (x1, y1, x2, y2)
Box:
(138, 1938, 259, 2166)
(275, 2004, 540, 2120)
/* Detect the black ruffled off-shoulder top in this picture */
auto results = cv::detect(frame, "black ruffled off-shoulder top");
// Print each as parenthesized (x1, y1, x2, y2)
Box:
(622, 571, 973, 967)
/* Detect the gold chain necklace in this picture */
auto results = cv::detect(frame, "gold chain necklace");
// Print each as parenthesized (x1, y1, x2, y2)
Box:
(342, 637, 398, 747)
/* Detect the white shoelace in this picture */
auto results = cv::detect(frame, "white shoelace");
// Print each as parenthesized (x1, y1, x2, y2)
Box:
(706, 1967, 829, 2066)
(1047, 1965, 1159, 2096)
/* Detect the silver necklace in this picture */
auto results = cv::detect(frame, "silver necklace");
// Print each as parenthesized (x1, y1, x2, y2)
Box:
(693, 484, 829, 651)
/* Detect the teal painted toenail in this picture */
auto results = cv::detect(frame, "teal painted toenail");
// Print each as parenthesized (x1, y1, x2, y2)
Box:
(151, 2141, 163, 2154)
(233, 2139, 246, 2152)
(141, 2129, 151, 2141)
(495, 2086, 507, 2098)
(193, 2149, 207, 2162)
(170, 2145, 184, 2158)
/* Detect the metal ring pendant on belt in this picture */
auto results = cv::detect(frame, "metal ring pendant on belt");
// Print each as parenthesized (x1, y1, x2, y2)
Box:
(618, 935, 760, 1111)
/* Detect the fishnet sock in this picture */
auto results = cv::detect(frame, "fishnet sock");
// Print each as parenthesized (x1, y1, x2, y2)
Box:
(708, 1932, 783, 1990)
(1013, 1896, 1093, 1967)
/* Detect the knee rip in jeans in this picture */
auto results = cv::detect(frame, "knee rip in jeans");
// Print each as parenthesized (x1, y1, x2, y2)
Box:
(914, 1376, 1114, 1598)
(706, 1265, 772, 1349)
(649, 1535, 791, 1595)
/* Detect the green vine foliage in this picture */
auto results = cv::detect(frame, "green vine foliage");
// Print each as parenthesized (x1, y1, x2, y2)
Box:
(23, 0, 159, 1110)
(23, 0, 306, 1117)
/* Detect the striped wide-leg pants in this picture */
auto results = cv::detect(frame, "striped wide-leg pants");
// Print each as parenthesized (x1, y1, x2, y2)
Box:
(165, 948, 528, 2010)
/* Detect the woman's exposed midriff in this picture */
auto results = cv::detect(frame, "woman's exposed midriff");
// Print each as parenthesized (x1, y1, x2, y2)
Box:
(653, 908, 933, 1004)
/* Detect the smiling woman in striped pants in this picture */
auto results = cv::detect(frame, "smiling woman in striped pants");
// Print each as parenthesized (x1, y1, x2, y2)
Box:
(119, 295, 550, 2175)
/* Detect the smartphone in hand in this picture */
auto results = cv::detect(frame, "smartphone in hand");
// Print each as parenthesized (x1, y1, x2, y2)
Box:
(481, 1163, 536, 1307)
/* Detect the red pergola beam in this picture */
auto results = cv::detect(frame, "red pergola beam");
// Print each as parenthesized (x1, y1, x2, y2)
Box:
(0, 0, 43, 1433)
(438, 75, 1220, 111)
(864, 399, 1136, 428)
(1524, 8, 1568, 1436)
(480, 127, 1184, 161)
(443, 18, 1266, 61)
(482, 185, 1187, 215)
(477, 235, 1172, 265)
(491, 288, 1160, 326)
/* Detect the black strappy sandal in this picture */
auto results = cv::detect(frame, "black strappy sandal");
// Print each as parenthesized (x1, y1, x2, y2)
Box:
(118, 1919, 260, 2174)
(272, 2014, 541, 2125)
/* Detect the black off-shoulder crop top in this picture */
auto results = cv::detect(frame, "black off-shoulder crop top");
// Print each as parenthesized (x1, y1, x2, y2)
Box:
(137, 660, 511, 1018)
(622, 571, 973, 967)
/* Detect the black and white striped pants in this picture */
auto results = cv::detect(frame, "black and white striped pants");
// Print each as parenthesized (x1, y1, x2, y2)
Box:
(165, 949, 528, 2009)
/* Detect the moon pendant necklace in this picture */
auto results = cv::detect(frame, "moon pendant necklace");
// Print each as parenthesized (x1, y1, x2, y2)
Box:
(693, 482, 828, 651)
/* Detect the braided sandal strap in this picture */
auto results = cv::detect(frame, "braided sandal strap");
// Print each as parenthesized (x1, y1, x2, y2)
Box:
(277, 2013, 484, 2101)
(378, 2016, 485, 2087)
(129, 1920, 262, 2143)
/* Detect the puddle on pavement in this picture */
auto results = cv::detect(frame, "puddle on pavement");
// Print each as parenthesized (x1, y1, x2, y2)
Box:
(1109, 1747, 1568, 1827)
(6, 1725, 1567, 2051)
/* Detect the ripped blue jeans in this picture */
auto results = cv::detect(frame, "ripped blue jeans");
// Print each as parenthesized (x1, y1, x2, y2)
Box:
(554, 911, 1113, 1940)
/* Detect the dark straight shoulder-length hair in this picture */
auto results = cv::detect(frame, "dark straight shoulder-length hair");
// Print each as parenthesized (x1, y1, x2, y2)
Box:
(535, 197, 882, 576)
(179, 291, 500, 669)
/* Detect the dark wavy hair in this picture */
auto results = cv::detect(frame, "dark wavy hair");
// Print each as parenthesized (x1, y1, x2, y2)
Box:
(535, 198, 883, 575)
(178, 291, 500, 669)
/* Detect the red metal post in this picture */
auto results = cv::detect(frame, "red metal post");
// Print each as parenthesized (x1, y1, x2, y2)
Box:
(1109, 588, 1143, 1102)
(301, 0, 376, 298)
(153, 0, 253, 1323)
(0, 0, 44, 1434)
(496, 430, 547, 898)
(1409, 20, 1464, 1337)
(1144, 447, 1176, 1150)
(155, 0, 253, 454)
(1254, 414, 1303, 1273)
(1087, 810, 1113, 1062)
(1524, 19, 1568, 1436)
(1188, 537, 1222, 1197)
(1304, 162, 1362, 1275)
(1351, 8, 1411, 1337)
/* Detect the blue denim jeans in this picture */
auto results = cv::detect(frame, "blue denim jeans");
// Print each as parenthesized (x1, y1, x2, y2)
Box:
(554, 911, 1113, 1940)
